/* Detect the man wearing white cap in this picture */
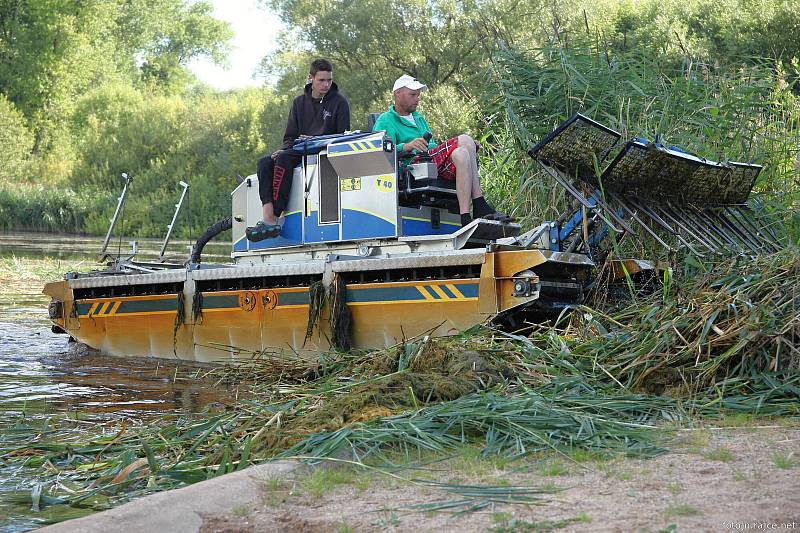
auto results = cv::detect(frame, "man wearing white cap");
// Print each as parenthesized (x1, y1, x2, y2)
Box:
(372, 74, 511, 226)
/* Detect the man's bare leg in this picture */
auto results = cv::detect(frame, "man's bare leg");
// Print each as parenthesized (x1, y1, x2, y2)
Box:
(457, 133, 511, 221)
(450, 147, 473, 214)
(262, 202, 280, 225)
(458, 134, 483, 198)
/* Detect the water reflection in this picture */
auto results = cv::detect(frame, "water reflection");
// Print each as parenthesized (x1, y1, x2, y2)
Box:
(0, 230, 230, 262)
(0, 232, 240, 421)
(0, 307, 237, 419)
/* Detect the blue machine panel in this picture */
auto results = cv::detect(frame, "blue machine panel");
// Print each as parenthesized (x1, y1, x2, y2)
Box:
(341, 209, 396, 240)
(303, 210, 340, 243)
(401, 216, 460, 236)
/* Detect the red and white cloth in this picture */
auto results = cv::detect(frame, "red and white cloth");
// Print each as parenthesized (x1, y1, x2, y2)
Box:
(412, 136, 459, 180)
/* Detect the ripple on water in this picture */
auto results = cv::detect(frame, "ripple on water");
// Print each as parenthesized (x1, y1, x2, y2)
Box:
(0, 308, 236, 417)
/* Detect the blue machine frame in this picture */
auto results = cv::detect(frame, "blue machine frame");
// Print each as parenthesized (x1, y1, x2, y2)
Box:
(231, 131, 461, 255)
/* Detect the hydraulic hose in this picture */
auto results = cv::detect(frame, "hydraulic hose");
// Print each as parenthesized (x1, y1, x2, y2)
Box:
(190, 216, 232, 264)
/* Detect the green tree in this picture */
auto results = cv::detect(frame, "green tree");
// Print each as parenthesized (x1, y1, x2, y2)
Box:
(121, 0, 233, 90)
(69, 85, 282, 237)
(0, 93, 33, 182)
(262, 0, 493, 119)
(0, 0, 232, 149)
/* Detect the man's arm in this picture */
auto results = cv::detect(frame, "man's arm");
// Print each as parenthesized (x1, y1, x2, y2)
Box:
(417, 116, 436, 149)
(373, 112, 427, 154)
(281, 98, 300, 150)
(373, 113, 408, 152)
(335, 97, 350, 133)
(400, 138, 429, 153)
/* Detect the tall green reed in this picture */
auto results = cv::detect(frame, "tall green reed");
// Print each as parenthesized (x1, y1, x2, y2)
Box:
(480, 42, 800, 230)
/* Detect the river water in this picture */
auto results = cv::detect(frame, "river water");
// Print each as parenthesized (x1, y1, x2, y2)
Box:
(0, 232, 237, 532)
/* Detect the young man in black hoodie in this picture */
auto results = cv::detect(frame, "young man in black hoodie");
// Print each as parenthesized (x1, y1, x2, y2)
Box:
(247, 59, 350, 241)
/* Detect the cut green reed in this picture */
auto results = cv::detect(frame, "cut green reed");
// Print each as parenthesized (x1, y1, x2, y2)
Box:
(4, 249, 798, 525)
(278, 389, 678, 465)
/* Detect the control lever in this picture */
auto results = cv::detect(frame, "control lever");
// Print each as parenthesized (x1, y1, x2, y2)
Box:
(415, 131, 434, 163)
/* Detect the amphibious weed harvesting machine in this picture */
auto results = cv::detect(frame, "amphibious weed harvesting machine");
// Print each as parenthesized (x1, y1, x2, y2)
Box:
(43, 114, 778, 362)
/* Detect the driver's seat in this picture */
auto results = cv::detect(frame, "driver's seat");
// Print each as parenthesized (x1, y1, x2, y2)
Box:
(398, 160, 458, 212)
(366, 111, 459, 211)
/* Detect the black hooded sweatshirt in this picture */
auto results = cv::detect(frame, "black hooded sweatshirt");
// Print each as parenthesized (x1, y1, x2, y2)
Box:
(281, 82, 350, 149)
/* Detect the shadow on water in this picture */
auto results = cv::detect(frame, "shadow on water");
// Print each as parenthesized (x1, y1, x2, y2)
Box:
(0, 232, 241, 532)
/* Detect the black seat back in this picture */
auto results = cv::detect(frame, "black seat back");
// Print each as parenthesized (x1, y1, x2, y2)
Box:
(399, 167, 459, 212)
(366, 112, 381, 132)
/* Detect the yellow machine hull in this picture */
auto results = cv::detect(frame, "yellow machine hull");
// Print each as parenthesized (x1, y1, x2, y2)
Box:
(44, 249, 591, 363)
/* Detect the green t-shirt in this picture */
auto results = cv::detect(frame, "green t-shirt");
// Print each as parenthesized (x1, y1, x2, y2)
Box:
(372, 105, 436, 164)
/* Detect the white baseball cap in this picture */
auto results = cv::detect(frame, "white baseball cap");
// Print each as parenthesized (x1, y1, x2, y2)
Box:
(392, 74, 428, 92)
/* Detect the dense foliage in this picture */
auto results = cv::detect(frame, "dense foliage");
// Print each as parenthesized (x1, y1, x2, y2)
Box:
(481, 44, 800, 227)
(0, 0, 798, 239)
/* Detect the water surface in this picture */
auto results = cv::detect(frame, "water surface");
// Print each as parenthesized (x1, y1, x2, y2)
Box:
(0, 232, 241, 532)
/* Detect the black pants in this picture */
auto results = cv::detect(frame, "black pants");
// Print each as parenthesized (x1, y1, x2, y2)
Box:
(256, 152, 302, 217)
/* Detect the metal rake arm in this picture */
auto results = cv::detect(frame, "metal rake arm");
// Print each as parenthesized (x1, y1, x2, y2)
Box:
(538, 161, 631, 234)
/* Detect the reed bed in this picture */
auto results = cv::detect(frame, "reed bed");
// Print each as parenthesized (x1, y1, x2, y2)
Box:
(479, 42, 800, 230)
(577, 250, 800, 397)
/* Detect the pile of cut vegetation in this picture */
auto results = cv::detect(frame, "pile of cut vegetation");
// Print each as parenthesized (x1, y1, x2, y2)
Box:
(274, 251, 799, 463)
(577, 251, 800, 400)
(2, 249, 798, 524)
